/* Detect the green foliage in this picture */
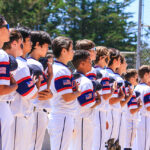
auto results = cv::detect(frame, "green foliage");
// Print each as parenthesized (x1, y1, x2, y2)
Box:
(0, 0, 137, 51)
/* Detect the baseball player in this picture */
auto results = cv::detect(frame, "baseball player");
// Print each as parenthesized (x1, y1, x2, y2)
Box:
(75, 39, 96, 80)
(92, 46, 115, 150)
(115, 54, 133, 149)
(48, 36, 81, 150)
(124, 69, 142, 150)
(105, 48, 125, 146)
(74, 39, 99, 150)
(27, 31, 52, 150)
(0, 15, 18, 150)
(9, 28, 38, 150)
(134, 65, 150, 150)
(71, 50, 101, 150)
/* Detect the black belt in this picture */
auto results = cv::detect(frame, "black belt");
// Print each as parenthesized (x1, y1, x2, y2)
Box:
(33, 107, 48, 114)
(6, 101, 11, 104)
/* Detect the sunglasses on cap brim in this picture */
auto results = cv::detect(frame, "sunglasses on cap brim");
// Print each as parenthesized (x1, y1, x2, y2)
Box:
(0, 24, 9, 30)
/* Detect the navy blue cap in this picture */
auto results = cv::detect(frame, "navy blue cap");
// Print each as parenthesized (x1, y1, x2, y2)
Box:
(9, 55, 18, 71)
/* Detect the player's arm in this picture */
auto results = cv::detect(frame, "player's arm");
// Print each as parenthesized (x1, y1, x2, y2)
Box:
(143, 91, 150, 111)
(120, 85, 133, 107)
(46, 63, 53, 89)
(101, 77, 112, 101)
(109, 87, 125, 105)
(62, 91, 81, 102)
(130, 106, 141, 114)
(0, 58, 18, 95)
(55, 71, 81, 102)
(62, 81, 81, 102)
(128, 95, 141, 114)
(15, 67, 38, 99)
(90, 91, 101, 109)
(0, 82, 18, 95)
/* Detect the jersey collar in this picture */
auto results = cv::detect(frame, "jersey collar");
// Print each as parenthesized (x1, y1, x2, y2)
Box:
(54, 60, 68, 68)
(94, 65, 103, 69)
(27, 56, 36, 60)
(106, 67, 115, 74)
(140, 82, 147, 86)
(19, 56, 27, 61)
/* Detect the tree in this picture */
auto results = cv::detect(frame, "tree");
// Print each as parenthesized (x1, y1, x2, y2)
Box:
(0, 0, 137, 51)
(0, 0, 50, 29)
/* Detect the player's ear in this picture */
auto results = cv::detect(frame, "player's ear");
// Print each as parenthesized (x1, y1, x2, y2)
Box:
(61, 48, 67, 56)
(35, 42, 40, 47)
(11, 41, 17, 48)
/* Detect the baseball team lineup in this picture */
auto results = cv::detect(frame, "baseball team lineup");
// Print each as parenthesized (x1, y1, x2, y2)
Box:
(0, 14, 149, 150)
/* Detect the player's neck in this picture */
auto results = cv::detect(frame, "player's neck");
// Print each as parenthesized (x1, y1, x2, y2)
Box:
(109, 65, 116, 72)
(30, 52, 40, 60)
(77, 68, 86, 75)
(140, 79, 148, 84)
(116, 68, 122, 75)
(22, 52, 27, 58)
(56, 57, 68, 65)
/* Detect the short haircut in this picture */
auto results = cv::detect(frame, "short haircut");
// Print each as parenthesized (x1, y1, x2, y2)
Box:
(2, 29, 22, 50)
(16, 26, 31, 42)
(72, 50, 90, 69)
(120, 54, 125, 64)
(95, 46, 109, 64)
(52, 36, 73, 58)
(124, 69, 137, 81)
(108, 48, 120, 66)
(30, 31, 51, 53)
(0, 14, 5, 26)
(138, 65, 150, 79)
(75, 39, 95, 50)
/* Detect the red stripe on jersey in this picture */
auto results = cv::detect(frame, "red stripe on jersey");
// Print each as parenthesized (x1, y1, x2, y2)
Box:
(86, 73, 96, 76)
(81, 89, 93, 95)
(144, 93, 150, 97)
(17, 76, 31, 84)
(40, 82, 47, 87)
(0, 62, 10, 65)
(0, 77, 10, 80)
(128, 103, 137, 107)
(22, 86, 35, 96)
(81, 98, 95, 106)
(102, 88, 111, 90)
(55, 75, 72, 81)
(102, 77, 109, 80)
(144, 101, 150, 105)
(57, 86, 72, 92)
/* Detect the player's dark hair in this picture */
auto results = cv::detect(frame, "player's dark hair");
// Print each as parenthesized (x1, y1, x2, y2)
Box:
(108, 48, 120, 66)
(52, 36, 73, 58)
(120, 54, 125, 64)
(95, 46, 109, 64)
(124, 69, 137, 81)
(2, 29, 22, 50)
(16, 26, 31, 42)
(138, 65, 150, 79)
(30, 31, 51, 53)
(72, 50, 90, 69)
(75, 39, 95, 50)
(0, 14, 5, 26)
